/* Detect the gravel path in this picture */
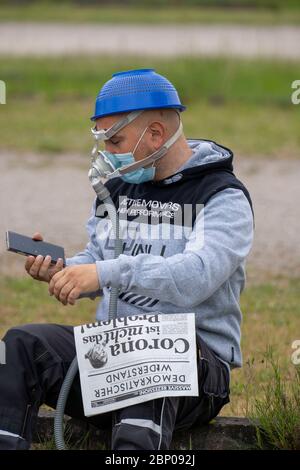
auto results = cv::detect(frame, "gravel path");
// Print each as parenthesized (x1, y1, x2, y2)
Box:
(0, 23, 300, 59)
(0, 152, 299, 282)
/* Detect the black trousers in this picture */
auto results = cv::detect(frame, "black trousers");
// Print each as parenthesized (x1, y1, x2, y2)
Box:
(0, 323, 230, 450)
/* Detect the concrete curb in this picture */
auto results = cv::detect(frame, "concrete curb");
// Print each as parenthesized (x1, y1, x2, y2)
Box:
(34, 411, 258, 450)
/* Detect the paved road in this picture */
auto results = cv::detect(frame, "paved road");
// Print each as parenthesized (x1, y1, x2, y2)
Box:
(0, 23, 300, 59)
(0, 152, 299, 282)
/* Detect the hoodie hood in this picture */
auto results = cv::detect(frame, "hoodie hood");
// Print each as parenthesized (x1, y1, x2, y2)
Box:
(155, 139, 234, 186)
(183, 139, 233, 170)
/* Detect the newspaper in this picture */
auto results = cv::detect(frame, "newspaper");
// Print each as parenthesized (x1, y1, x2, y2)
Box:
(74, 313, 198, 417)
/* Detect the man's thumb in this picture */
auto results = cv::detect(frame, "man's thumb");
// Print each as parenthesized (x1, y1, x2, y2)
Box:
(32, 232, 43, 241)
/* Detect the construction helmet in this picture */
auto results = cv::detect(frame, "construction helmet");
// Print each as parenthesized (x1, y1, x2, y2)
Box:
(91, 68, 186, 121)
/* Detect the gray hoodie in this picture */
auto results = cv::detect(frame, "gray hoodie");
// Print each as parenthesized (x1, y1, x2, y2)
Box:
(67, 139, 254, 369)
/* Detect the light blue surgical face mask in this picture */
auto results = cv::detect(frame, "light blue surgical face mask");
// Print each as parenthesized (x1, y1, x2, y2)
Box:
(101, 126, 155, 184)
(103, 151, 155, 184)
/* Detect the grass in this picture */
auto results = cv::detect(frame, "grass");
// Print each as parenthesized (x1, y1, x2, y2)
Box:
(32, 421, 108, 450)
(221, 277, 300, 418)
(1, 275, 300, 421)
(1, 55, 300, 157)
(1, 3, 300, 25)
(251, 349, 300, 449)
(0, 276, 96, 335)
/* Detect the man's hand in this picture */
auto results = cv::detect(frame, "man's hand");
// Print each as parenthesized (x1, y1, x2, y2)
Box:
(49, 264, 100, 306)
(25, 232, 64, 282)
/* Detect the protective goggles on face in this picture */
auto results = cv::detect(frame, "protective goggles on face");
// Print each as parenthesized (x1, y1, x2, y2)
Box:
(91, 110, 143, 142)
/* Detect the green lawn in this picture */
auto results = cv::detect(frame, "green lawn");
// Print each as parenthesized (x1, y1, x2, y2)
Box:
(1, 275, 300, 418)
(1, 56, 299, 157)
(1, 3, 300, 25)
(0, 276, 96, 333)
(226, 277, 300, 417)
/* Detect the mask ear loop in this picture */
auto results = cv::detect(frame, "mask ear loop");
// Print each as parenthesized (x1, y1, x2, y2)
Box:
(132, 126, 149, 156)
(149, 161, 156, 174)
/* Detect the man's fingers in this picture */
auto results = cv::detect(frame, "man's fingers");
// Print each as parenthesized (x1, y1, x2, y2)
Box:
(48, 258, 64, 280)
(25, 256, 36, 273)
(49, 269, 67, 296)
(38, 255, 52, 279)
(53, 276, 68, 299)
(25, 239, 63, 283)
(28, 255, 44, 279)
(56, 258, 64, 269)
(58, 281, 75, 305)
(67, 287, 81, 305)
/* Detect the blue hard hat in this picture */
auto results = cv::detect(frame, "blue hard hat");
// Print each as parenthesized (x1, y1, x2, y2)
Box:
(91, 68, 186, 121)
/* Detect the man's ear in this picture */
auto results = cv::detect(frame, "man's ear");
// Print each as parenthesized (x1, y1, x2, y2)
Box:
(148, 121, 165, 149)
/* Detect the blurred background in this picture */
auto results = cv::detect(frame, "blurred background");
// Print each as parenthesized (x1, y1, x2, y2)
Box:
(0, 0, 300, 425)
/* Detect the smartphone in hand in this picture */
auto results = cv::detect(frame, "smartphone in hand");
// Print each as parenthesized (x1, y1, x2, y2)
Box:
(6, 231, 65, 266)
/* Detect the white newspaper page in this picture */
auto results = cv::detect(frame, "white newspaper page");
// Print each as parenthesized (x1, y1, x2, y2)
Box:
(74, 313, 198, 417)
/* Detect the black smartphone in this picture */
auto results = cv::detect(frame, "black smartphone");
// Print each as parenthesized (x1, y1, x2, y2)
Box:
(6, 231, 65, 266)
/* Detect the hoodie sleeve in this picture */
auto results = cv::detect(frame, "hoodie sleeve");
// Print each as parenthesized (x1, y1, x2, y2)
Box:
(96, 188, 254, 308)
(66, 199, 103, 298)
